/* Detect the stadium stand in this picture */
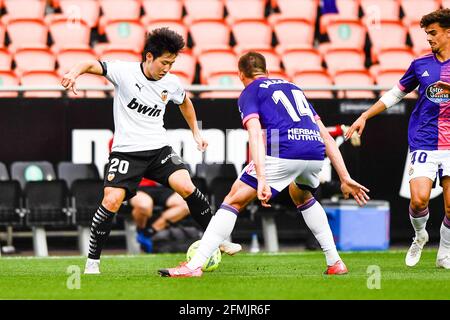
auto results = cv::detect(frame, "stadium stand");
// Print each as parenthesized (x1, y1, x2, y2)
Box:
(142, 0, 184, 23)
(292, 70, 334, 99)
(0, 71, 19, 97)
(189, 19, 231, 56)
(273, 18, 315, 54)
(183, 0, 225, 26)
(282, 48, 324, 77)
(232, 19, 273, 54)
(333, 69, 376, 99)
(59, 0, 101, 28)
(225, 0, 266, 25)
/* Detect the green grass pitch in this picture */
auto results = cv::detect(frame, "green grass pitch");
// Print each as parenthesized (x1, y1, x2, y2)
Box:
(0, 249, 448, 300)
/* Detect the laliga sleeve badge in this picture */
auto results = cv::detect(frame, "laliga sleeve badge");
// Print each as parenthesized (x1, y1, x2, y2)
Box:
(409, 167, 414, 176)
(107, 173, 115, 181)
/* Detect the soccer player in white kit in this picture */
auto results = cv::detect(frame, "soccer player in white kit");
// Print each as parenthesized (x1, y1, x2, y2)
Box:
(61, 28, 241, 274)
(346, 9, 450, 269)
(159, 52, 370, 278)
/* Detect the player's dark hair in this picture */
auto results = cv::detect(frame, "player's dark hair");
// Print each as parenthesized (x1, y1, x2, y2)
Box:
(420, 8, 450, 29)
(238, 51, 267, 78)
(142, 27, 185, 61)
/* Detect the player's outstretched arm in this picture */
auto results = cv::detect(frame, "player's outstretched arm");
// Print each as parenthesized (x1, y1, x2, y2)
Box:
(178, 96, 208, 151)
(61, 60, 103, 95)
(246, 118, 271, 207)
(344, 100, 386, 140)
(317, 120, 370, 206)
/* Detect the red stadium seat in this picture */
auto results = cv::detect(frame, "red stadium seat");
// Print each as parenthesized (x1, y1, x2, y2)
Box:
(282, 49, 323, 77)
(292, 70, 333, 99)
(267, 70, 290, 81)
(269, 0, 318, 25)
(190, 19, 231, 56)
(0, 71, 19, 97)
(200, 71, 243, 99)
(198, 49, 237, 84)
(376, 69, 417, 99)
(48, 17, 91, 51)
(367, 20, 409, 62)
(360, 0, 400, 22)
(323, 48, 366, 76)
(171, 51, 197, 84)
(142, 0, 183, 22)
(370, 48, 414, 77)
(14, 47, 56, 76)
(0, 48, 12, 71)
(3, 0, 46, 20)
(224, 0, 266, 25)
(99, 48, 141, 62)
(400, 0, 440, 26)
(0, 22, 4, 47)
(99, 0, 141, 32)
(20, 71, 62, 98)
(333, 70, 375, 99)
(408, 21, 430, 57)
(319, 0, 360, 33)
(232, 19, 273, 54)
(103, 20, 146, 52)
(319, 20, 366, 54)
(59, 0, 101, 28)
(274, 18, 315, 54)
(183, 0, 225, 26)
(6, 18, 48, 50)
(145, 20, 188, 42)
(56, 47, 97, 75)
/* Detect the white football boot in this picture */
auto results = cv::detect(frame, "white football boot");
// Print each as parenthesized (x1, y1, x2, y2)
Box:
(436, 255, 450, 269)
(219, 240, 242, 256)
(84, 258, 101, 274)
(405, 231, 429, 267)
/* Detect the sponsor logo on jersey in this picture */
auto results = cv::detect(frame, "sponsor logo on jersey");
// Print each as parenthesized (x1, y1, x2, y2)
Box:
(161, 90, 168, 102)
(127, 98, 162, 117)
(426, 82, 450, 103)
(287, 128, 324, 142)
(421, 71, 430, 77)
(135, 83, 144, 91)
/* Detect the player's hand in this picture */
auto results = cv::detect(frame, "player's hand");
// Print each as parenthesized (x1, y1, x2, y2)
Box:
(257, 178, 271, 208)
(61, 72, 78, 95)
(435, 81, 450, 95)
(344, 115, 366, 141)
(340, 177, 370, 206)
(193, 133, 208, 152)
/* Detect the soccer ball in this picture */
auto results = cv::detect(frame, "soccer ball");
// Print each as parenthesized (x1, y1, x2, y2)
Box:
(186, 240, 221, 272)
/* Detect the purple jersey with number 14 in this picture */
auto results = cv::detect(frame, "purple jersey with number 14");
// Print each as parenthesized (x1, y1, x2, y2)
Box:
(238, 78, 325, 161)
(398, 53, 450, 151)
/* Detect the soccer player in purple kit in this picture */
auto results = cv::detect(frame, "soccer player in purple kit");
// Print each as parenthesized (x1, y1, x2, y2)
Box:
(159, 51, 370, 278)
(345, 9, 450, 269)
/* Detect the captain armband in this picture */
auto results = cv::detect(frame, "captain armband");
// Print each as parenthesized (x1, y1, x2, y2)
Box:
(379, 85, 407, 109)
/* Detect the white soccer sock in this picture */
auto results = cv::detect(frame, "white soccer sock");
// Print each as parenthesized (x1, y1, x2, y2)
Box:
(298, 198, 340, 266)
(438, 217, 450, 258)
(187, 204, 238, 270)
(409, 206, 429, 236)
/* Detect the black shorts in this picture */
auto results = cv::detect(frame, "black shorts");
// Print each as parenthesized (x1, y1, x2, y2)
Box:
(104, 146, 188, 200)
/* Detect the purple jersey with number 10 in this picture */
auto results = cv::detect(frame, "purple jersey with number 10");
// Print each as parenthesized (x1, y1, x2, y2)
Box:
(398, 53, 450, 151)
(238, 78, 325, 161)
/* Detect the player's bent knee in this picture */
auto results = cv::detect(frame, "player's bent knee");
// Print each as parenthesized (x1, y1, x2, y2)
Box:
(102, 188, 126, 212)
(410, 198, 429, 212)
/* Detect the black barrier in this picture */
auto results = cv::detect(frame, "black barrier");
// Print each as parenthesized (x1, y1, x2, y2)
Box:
(0, 97, 444, 243)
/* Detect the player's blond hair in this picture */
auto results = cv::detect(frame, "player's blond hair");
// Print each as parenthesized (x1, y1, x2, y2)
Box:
(238, 52, 267, 78)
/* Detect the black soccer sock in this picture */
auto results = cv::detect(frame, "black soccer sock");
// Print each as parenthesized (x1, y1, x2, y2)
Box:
(184, 188, 213, 230)
(88, 205, 115, 260)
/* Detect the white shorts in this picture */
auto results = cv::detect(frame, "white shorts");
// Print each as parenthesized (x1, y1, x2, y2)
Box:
(239, 156, 324, 198)
(408, 150, 450, 183)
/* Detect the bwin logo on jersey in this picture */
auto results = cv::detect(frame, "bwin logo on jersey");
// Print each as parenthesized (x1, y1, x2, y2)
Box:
(127, 98, 162, 117)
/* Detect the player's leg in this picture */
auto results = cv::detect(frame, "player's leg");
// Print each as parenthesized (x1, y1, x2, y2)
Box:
(85, 151, 146, 274)
(159, 179, 256, 277)
(437, 174, 450, 269)
(85, 186, 126, 274)
(130, 191, 154, 253)
(405, 150, 439, 267)
(289, 182, 347, 275)
(405, 177, 433, 266)
(152, 192, 189, 230)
